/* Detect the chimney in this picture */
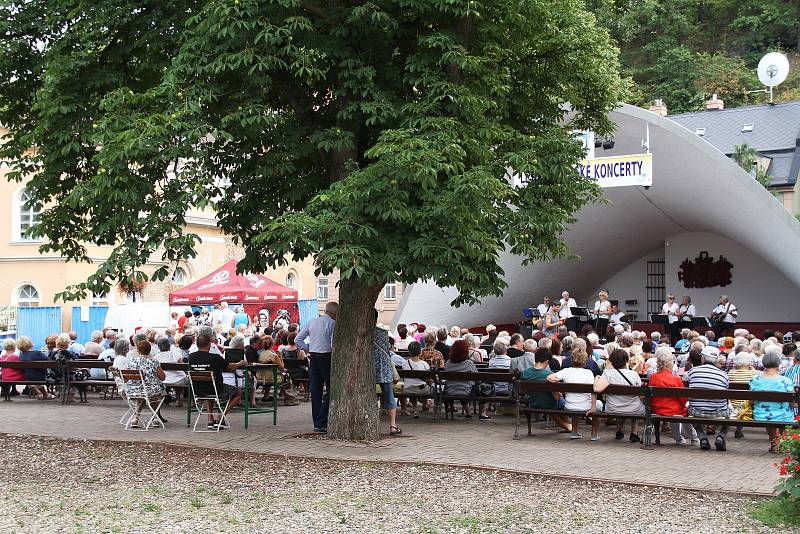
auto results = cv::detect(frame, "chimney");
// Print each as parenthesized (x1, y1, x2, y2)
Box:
(706, 93, 724, 111)
(649, 99, 668, 116)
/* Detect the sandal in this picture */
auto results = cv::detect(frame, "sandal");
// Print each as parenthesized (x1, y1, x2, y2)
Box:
(390, 426, 402, 436)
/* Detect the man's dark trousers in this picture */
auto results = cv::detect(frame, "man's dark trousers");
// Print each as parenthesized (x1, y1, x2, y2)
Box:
(309, 353, 331, 430)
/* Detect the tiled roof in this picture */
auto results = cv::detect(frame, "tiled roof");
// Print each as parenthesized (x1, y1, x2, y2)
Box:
(669, 100, 800, 154)
(668, 101, 800, 187)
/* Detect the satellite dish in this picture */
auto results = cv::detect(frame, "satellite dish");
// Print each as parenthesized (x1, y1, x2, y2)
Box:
(757, 52, 790, 87)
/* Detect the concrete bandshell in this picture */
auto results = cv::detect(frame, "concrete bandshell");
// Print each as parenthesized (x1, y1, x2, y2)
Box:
(393, 104, 800, 328)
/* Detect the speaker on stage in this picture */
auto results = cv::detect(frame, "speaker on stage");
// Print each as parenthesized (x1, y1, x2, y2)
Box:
(516, 322, 533, 339)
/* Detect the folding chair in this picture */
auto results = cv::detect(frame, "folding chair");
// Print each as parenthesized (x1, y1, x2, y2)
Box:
(187, 370, 230, 433)
(110, 368, 136, 425)
(120, 369, 166, 431)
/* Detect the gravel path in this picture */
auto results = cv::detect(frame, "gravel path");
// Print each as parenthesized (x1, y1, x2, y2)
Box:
(0, 435, 786, 533)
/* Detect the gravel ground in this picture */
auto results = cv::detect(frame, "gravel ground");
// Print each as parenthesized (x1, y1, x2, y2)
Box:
(0, 435, 786, 533)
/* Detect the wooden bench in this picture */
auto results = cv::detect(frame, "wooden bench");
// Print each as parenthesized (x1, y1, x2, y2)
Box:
(514, 381, 643, 439)
(395, 369, 439, 417)
(438, 370, 516, 419)
(645, 385, 800, 445)
(515, 380, 799, 446)
(0, 360, 61, 401)
(64, 360, 117, 403)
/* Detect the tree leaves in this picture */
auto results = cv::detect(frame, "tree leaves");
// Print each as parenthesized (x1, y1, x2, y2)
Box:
(0, 0, 622, 307)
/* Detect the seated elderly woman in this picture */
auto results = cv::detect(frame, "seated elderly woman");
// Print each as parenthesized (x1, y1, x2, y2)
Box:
(521, 348, 572, 432)
(400, 341, 433, 417)
(124, 340, 166, 428)
(547, 347, 603, 440)
(222, 335, 247, 390)
(0, 339, 24, 398)
(594, 349, 645, 442)
(647, 346, 695, 445)
(443, 340, 489, 420)
(749, 350, 797, 453)
(727, 351, 759, 438)
(17, 336, 52, 399)
(154, 336, 187, 407)
(464, 333, 487, 363)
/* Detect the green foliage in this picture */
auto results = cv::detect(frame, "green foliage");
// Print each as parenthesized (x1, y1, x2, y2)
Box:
(749, 497, 800, 527)
(586, 0, 800, 112)
(0, 0, 623, 307)
(732, 143, 771, 188)
(775, 427, 800, 500)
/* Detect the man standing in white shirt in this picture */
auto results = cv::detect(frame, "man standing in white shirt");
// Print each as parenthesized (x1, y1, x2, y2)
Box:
(536, 296, 551, 318)
(711, 295, 737, 338)
(559, 291, 577, 332)
(218, 301, 236, 330)
(662, 294, 679, 344)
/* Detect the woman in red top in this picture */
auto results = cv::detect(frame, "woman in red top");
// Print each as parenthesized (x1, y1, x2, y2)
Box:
(648, 346, 695, 445)
(0, 339, 25, 398)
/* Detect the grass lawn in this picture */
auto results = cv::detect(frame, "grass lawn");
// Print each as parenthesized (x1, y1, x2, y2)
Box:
(749, 496, 800, 529)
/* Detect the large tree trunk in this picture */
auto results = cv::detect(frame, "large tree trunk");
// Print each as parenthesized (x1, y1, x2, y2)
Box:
(327, 275, 383, 441)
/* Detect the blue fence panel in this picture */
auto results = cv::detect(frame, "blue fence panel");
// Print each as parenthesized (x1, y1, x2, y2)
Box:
(17, 306, 62, 347)
(298, 299, 318, 328)
(71, 306, 110, 345)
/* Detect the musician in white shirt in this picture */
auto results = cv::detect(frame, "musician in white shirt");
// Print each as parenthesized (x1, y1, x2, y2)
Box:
(536, 297, 551, 318)
(677, 296, 696, 322)
(559, 291, 578, 332)
(711, 295, 738, 337)
(661, 294, 680, 345)
(661, 295, 679, 324)
(591, 291, 612, 336)
(559, 291, 576, 319)
(609, 304, 626, 325)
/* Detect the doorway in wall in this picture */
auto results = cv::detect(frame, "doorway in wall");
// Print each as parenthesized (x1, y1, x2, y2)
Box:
(646, 258, 666, 318)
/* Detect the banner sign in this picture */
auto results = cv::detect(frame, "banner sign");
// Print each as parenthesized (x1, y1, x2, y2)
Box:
(578, 153, 653, 188)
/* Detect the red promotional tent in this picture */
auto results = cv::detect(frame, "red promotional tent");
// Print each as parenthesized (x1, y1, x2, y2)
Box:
(169, 260, 299, 324)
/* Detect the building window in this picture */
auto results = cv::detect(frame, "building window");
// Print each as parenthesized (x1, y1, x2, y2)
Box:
(14, 188, 42, 242)
(172, 267, 187, 284)
(91, 291, 110, 306)
(316, 277, 329, 301)
(384, 281, 397, 300)
(125, 290, 141, 303)
(286, 272, 296, 288)
(15, 283, 41, 307)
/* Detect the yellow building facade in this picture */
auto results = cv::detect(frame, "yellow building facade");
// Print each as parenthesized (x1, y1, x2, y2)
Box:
(0, 141, 319, 331)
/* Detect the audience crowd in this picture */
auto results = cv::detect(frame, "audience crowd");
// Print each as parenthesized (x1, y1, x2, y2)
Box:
(1, 309, 798, 449)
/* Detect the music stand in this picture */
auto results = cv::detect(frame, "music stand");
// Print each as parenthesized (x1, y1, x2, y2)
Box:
(650, 313, 669, 334)
(567, 307, 589, 333)
(692, 316, 711, 329)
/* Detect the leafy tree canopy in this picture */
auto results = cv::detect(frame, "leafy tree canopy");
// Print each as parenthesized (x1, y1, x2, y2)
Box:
(0, 0, 624, 307)
(586, 0, 800, 111)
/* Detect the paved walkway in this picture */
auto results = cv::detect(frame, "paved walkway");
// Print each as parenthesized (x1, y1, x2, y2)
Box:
(0, 394, 781, 494)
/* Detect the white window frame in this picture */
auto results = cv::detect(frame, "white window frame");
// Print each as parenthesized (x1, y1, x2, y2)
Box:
(172, 267, 188, 284)
(285, 271, 297, 289)
(11, 187, 42, 243)
(384, 281, 397, 300)
(91, 290, 111, 307)
(13, 282, 42, 307)
(316, 277, 329, 301)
